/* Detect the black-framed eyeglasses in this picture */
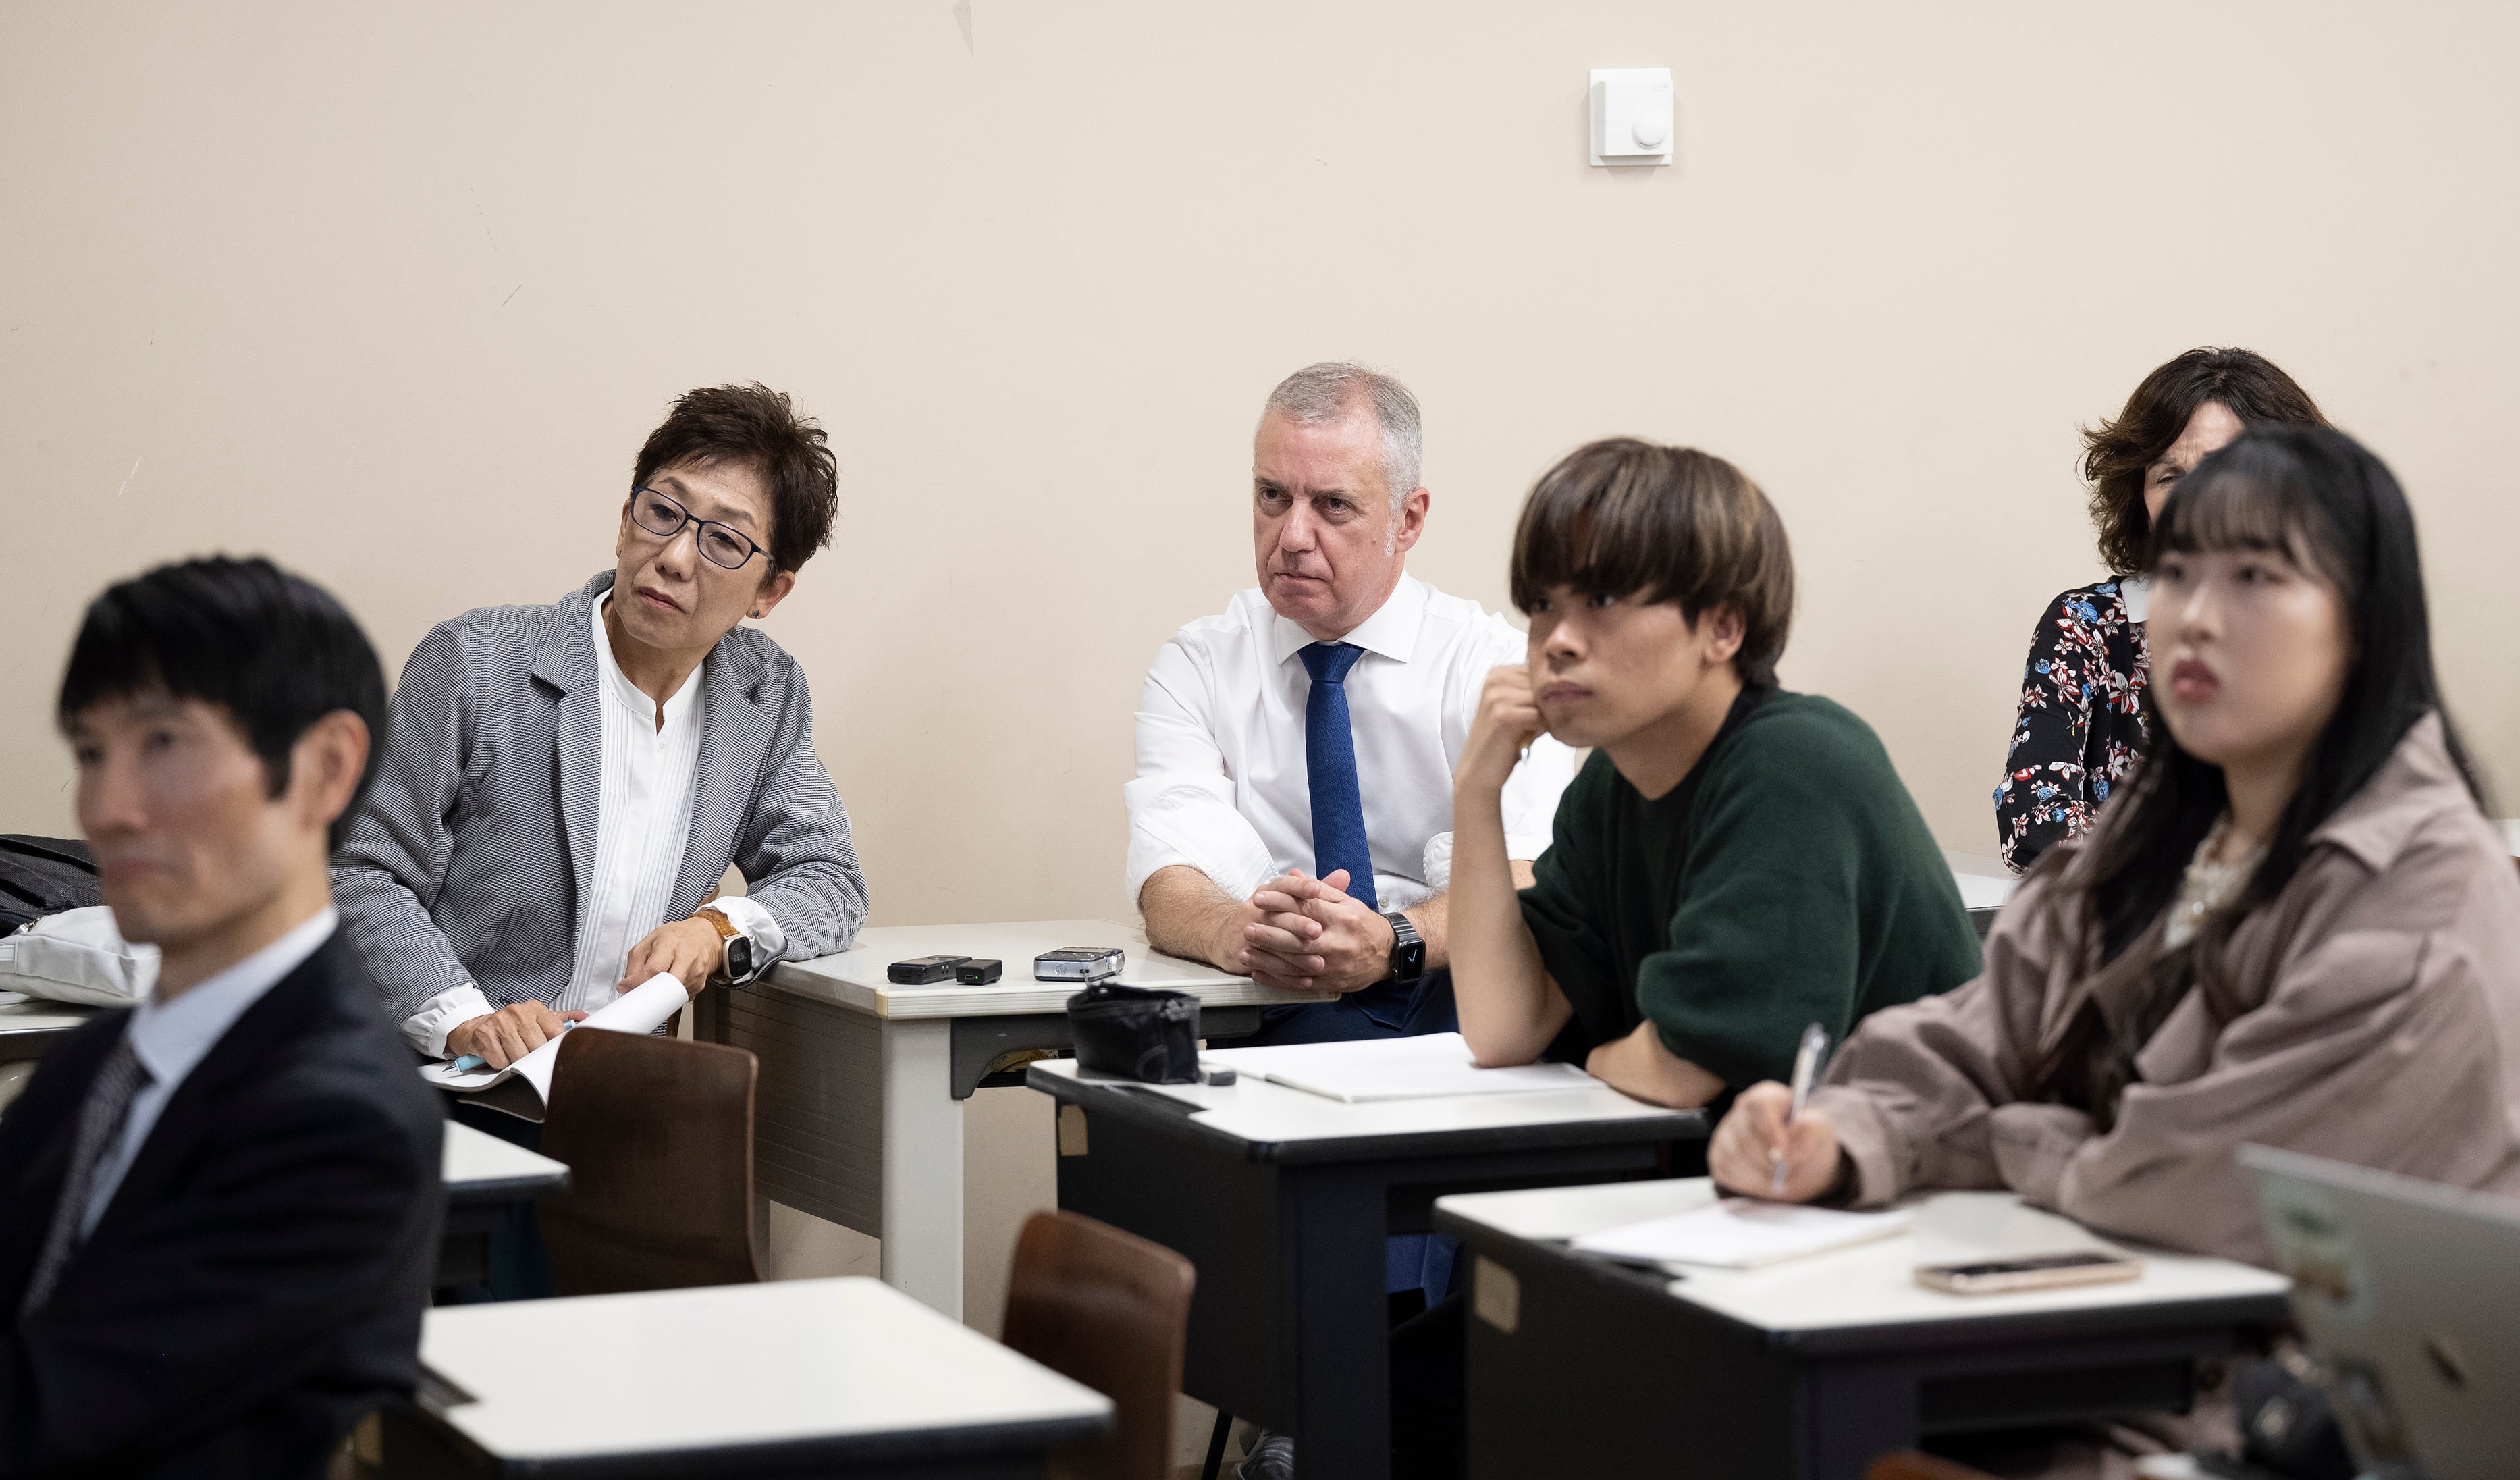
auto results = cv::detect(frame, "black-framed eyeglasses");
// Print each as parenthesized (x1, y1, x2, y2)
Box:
(628, 486, 763, 571)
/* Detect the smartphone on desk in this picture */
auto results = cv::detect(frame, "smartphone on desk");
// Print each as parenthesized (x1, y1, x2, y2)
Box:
(1913, 1250, 2141, 1296)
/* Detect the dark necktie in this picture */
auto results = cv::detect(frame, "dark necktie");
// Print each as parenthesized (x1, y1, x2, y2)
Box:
(22, 1032, 150, 1313)
(1298, 642, 1380, 912)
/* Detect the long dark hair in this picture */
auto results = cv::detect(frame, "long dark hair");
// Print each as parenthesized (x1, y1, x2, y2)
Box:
(2034, 426, 2484, 1124)
(2083, 348, 2326, 576)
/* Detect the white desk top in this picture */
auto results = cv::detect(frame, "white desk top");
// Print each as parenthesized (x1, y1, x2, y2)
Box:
(0, 997, 97, 1062)
(770, 919, 1323, 1019)
(441, 1119, 569, 1199)
(1946, 863, 2017, 913)
(1439, 1180, 2288, 1333)
(0, 995, 99, 1035)
(1031, 1056, 1694, 1146)
(421, 1277, 1109, 1462)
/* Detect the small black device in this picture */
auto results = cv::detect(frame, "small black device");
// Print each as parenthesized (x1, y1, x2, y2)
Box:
(1034, 947, 1125, 984)
(1383, 911, 1426, 983)
(955, 958, 1004, 985)
(888, 955, 971, 985)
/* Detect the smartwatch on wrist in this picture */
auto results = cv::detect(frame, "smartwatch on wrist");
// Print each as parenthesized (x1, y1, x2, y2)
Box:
(690, 907, 751, 986)
(1383, 911, 1426, 984)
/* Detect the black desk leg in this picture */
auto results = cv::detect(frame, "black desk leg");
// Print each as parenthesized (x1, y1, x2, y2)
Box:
(1799, 1360, 1925, 1480)
(1285, 1167, 1396, 1480)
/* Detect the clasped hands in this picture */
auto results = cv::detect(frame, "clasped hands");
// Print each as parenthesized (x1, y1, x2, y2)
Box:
(1234, 869, 1394, 995)
(443, 915, 728, 1069)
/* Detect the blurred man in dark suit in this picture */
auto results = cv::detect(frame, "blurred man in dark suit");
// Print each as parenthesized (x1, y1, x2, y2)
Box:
(0, 557, 442, 1479)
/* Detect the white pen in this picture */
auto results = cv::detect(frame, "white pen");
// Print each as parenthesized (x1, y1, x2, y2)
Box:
(1770, 1022, 1831, 1196)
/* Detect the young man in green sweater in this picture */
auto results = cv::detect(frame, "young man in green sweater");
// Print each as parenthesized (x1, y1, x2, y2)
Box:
(1449, 437, 1981, 1111)
(1393, 438, 1982, 1478)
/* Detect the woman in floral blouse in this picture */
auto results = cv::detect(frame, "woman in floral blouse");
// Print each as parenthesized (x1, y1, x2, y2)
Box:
(1996, 348, 2326, 872)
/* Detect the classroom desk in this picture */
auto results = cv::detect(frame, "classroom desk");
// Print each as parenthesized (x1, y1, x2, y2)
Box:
(0, 994, 97, 1063)
(1947, 862, 2016, 941)
(1027, 1057, 1705, 1480)
(436, 1119, 570, 1296)
(693, 918, 1318, 1321)
(1435, 1180, 2293, 1480)
(386, 1275, 1110, 1478)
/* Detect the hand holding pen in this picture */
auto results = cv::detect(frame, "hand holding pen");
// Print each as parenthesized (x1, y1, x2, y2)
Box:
(1706, 1023, 1847, 1202)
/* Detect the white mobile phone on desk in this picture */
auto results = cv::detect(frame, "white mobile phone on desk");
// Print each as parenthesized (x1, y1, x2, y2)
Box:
(1913, 1250, 2142, 1296)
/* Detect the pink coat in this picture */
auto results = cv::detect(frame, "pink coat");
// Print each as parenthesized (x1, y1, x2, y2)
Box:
(1811, 714, 2520, 1265)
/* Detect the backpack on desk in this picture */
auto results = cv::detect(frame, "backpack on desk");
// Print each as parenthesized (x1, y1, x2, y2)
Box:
(0, 835, 101, 934)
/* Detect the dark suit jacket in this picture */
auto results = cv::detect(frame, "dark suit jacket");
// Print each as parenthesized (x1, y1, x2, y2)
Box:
(0, 934, 444, 1479)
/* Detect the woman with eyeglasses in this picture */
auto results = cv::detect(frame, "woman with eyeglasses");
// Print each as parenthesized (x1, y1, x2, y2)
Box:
(331, 383, 871, 1294)
(1711, 426, 2520, 1473)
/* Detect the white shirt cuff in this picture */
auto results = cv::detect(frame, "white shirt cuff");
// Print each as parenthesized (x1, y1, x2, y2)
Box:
(404, 982, 496, 1060)
(704, 895, 784, 982)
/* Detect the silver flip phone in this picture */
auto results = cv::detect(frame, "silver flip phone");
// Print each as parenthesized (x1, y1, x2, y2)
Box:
(1033, 947, 1125, 984)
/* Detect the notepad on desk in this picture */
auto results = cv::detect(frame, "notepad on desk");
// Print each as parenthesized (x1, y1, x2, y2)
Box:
(1199, 1032, 1594, 1103)
(1570, 1199, 1912, 1269)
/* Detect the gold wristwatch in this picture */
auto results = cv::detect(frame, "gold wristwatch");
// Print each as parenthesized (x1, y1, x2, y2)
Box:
(689, 907, 748, 986)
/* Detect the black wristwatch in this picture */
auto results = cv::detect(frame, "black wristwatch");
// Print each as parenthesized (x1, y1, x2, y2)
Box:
(1383, 911, 1426, 984)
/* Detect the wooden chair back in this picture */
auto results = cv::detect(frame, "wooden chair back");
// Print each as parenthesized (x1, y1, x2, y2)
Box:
(1001, 1210, 1197, 1480)
(1867, 1454, 2000, 1480)
(536, 1028, 761, 1295)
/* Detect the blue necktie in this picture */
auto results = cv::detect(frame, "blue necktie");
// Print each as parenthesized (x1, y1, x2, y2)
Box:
(1298, 643, 1378, 911)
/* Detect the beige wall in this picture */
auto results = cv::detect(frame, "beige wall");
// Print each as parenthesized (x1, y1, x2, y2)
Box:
(7, 2, 2518, 916)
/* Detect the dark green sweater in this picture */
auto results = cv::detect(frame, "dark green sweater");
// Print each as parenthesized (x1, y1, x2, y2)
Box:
(1519, 687, 1981, 1090)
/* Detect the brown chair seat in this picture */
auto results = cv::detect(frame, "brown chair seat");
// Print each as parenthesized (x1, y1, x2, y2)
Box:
(1002, 1210, 1196, 1480)
(1868, 1453, 2002, 1480)
(535, 1027, 761, 1296)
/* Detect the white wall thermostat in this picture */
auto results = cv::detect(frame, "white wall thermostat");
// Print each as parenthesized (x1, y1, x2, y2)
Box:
(1590, 68, 1673, 168)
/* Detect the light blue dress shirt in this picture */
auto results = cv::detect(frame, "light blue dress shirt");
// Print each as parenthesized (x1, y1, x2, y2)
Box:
(78, 907, 338, 1237)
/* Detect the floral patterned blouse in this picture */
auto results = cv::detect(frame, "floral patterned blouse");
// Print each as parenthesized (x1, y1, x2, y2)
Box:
(1995, 579, 2151, 873)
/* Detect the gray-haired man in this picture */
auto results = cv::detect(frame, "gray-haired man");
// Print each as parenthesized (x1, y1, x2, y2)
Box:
(1129, 361, 1575, 1477)
(1130, 361, 1576, 1043)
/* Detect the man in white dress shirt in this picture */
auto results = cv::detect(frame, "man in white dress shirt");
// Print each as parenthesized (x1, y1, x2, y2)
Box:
(1130, 361, 1575, 1046)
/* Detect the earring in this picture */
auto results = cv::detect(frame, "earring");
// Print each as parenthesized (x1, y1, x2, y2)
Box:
(750, 609, 764, 619)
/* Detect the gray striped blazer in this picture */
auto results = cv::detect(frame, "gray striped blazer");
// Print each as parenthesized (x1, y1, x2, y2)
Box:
(333, 571, 870, 1028)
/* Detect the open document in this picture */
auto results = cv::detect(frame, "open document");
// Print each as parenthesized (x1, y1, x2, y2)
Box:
(1200, 1031, 1595, 1103)
(416, 973, 687, 1121)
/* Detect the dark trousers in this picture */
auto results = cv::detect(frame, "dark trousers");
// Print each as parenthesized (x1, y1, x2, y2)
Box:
(444, 1099, 558, 1302)
(1241, 968, 1461, 1045)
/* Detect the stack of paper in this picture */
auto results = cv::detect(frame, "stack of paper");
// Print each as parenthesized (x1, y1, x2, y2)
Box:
(1570, 1199, 1912, 1269)
(417, 973, 688, 1121)
(1200, 1032, 1594, 1103)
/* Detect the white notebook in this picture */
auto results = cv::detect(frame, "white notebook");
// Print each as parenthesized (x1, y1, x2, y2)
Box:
(1200, 1032, 1594, 1103)
(416, 973, 687, 1122)
(1570, 1198, 1912, 1269)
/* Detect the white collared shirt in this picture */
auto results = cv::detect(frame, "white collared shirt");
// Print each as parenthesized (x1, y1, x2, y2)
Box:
(1125, 573, 1576, 911)
(399, 597, 782, 1055)
(83, 906, 338, 1236)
